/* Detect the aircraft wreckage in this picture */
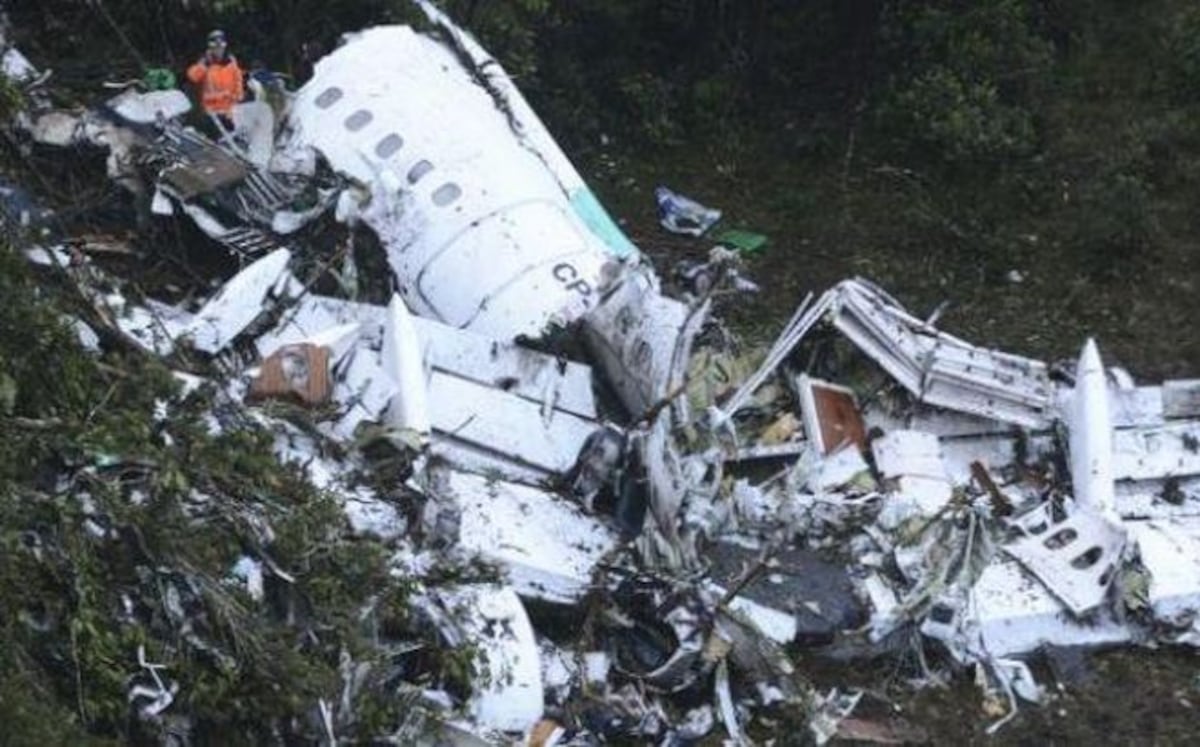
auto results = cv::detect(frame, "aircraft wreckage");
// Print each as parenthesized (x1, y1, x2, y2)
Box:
(7, 1, 1200, 742)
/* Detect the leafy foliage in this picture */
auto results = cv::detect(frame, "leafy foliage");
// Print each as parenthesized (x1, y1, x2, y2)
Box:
(874, 0, 1053, 164)
(0, 243, 420, 742)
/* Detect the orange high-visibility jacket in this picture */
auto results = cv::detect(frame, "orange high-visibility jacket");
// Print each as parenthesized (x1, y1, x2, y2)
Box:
(187, 55, 245, 115)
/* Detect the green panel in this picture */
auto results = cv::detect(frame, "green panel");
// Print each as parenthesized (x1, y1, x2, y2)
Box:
(713, 228, 769, 254)
(570, 187, 638, 259)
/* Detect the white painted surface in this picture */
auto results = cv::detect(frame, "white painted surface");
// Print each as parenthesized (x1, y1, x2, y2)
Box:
(1, 47, 35, 82)
(872, 430, 953, 514)
(109, 89, 192, 124)
(1069, 339, 1117, 515)
(436, 585, 543, 733)
(284, 26, 612, 339)
(582, 273, 703, 420)
(447, 471, 618, 603)
(257, 295, 597, 418)
(182, 248, 293, 353)
(1111, 422, 1200, 482)
(945, 559, 1130, 657)
(428, 372, 598, 476)
(381, 294, 432, 439)
(1130, 519, 1200, 627)
(1002, 508, 1126, 615)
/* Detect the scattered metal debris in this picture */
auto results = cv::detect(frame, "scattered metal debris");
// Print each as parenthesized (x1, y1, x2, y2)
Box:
(8, 3, 1200, 742)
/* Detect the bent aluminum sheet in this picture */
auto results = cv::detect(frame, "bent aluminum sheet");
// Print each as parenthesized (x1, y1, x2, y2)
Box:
(827, 279, 1053, 428)
(257, 295, 597, 419)
(432, 585, 543, 733)
(444, 470, 619, 603)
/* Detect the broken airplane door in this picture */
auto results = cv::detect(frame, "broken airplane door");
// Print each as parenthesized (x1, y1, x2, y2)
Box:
(283, 26, 620, 340)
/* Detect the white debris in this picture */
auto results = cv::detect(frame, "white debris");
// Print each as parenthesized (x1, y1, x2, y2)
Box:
(181, 249, 294, 354)
(1002, 506, 1127, 615)
(443, 470, 618, 603)
(872, 430, 954, 515)
(582, 652, 611, 687)
(381, 293, 432, 441)
(1, 46, 35, 82)
(230, 556, 265, 601)
(437, 585, 544, 733)
(1069, 338, 1118, 516)
(108, 89, 191, 124)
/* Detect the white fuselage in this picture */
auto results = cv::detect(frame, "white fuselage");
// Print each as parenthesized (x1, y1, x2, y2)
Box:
(284, 26, 616, 340)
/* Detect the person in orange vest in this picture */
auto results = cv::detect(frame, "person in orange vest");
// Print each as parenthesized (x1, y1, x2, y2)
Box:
(186, 30, 245, 132)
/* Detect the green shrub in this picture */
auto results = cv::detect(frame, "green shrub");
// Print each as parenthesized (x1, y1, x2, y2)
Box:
(875, 0, 1053, 164)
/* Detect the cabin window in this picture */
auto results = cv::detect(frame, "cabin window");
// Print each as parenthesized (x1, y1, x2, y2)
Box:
(314, 87, 343, 109)
(375, 134, 404, 159)
(344, 110, 373, 131)
(432, 182, 462, 207)
(408, 160, 434, 184)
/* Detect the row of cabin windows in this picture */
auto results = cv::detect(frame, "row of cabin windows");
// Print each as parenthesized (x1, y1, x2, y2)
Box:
(314, 86, 460, 207)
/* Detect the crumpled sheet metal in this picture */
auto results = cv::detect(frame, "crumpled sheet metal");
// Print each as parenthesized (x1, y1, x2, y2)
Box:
(183, 248, 296, 354)
(428, 585, 544, 733)
(1002, 507, 1127, 616)
(23, 3, 1200, 736)
(827, 279, 1054, 428)
(581, 271, 706, 423)
(435, 469, 619, 604)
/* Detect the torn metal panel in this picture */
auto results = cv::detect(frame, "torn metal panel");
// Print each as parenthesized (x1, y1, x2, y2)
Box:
(419, 326, 597, 421)
(796, 375, 867, 456)
(1115, 478, 1200, 519)
(432, 585, 543, 733)
(862, 404, 1058, 484)
(181, 248, 295, 354)
(117, 298, 194, 356)
(326, 346, 398, 440)
(1163, 380, 1200, 419)
(1111, 422, 1200, 482)
(862, 405, 1023, 439)
(872, 430, 954, 515)
(441, 470, 619, 603)
(1, 45, 35, 83)
(921, 558, 1132, 659)
(261, 297, 604, 478)
(284, 25, 613, 339)
(429, 372, 600, 477)
(581, 273, 704, 420)
(230, 101, 275, 168)
(802, 444, 874, 494)
(426, 442, 547, 487)
(1129, 519, 1200, 629)
(107, 89, 191, 125)
(1107, 385, 1166, 428)
(827, 279, 1053, 428)
(1002, 507, 1126, 616)
(256, 295, 598, 419)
